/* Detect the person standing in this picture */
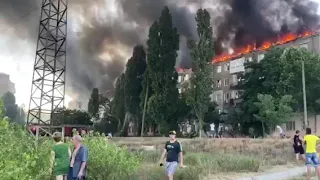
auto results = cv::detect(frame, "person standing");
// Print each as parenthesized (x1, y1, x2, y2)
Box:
(69, 135, 88, 180)
(51, 132, 71, 180)
(293, 130, 305, 163)
(159, 130, 186, 180)
(303, 127, 320, 180)
(209, 123, 215, 138)
(276, 125, 285, 138)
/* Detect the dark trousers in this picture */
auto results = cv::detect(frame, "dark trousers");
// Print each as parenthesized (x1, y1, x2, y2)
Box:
(68, 167, 86, 180)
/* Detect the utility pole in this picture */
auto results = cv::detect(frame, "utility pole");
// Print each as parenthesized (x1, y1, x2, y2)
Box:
(141, 80, 149, 137)
(302, 60, 308, 128)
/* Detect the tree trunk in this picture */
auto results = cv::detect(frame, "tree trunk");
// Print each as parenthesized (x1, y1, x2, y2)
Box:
(199, 118, 203, 138)
(121, 112, 131, 136)
(261, 120, 265, 138)
(141, 82, 149, 137)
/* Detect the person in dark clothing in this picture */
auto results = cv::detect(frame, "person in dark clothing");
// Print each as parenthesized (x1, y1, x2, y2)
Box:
(159, 130, 186, 180)
(293, 130, 305, 163)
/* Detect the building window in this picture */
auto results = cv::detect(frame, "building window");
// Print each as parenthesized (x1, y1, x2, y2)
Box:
(224, 63, 230, 71)
(217, 66, 222, 73)
(224, 93, 230, 103)
(216, 80, 221, 88)
(224, 78, 229, 86)
(300, 43, 308, 49)
(286, 121, 295, 131)
(258, 54, 265, 62)
(216, 94, 222, 103)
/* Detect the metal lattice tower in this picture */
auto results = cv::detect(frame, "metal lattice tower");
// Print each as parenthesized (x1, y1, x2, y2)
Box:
(27, 0, 67, 133)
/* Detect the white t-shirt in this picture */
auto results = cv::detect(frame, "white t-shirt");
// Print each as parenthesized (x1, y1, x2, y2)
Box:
(210, 123, 215, 131)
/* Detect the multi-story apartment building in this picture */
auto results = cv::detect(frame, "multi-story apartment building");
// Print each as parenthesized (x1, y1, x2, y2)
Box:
(0, 73, 15, 96)
(212, 31, 320, 134)
(177, 68, 192, 94)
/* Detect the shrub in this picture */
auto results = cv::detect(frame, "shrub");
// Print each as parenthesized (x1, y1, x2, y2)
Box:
(0, 119, 52, 180)
(216, 154, 260, 172)
(0, 118, 142, 180)
(85, 137, 141, 180)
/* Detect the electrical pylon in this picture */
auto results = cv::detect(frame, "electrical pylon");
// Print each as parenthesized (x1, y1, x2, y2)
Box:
(27, 0, 68, 135)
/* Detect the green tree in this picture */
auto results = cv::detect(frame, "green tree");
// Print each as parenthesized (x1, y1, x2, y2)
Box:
(1, 92, 18, 122)
(123, 45, 147, 135)
(140, 68, 155, 135)
(254, 94, 293, 136)
(0, 98, 5, 119)
(146, 7, 180, 134)
(186, 9, 215, 137)
(53, 108, 92, 125)
(111, 74, 126, 131)
(88, 88, 100, 118)
(242, 47, 320, 131)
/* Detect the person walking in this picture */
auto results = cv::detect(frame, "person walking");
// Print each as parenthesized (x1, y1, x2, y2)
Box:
(69, 135, 88, 180)
(51, 132, 71, 180)
(292, 130, 305, 163)
(303, 127, 320, 180)
(159, 130, 186, 180)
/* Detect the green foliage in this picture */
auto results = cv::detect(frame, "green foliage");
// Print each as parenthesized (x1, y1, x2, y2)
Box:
(65, 109, 92, 125)
(0, 98, 5, 119)
(124, 45, 147, 115)
(53, 108, 92, 125)
(254, 94, 293, 128)
(95, 98, 119, 134)
(1, 92, 19, 123)
(111, 74, 126, 130)
(85, 137, 141, 180)
(186, 9, 214, 137)
(0, 119, 52, 180)
(88, 88, 100, 117)
(146, 7, 180, 134)
(0, 118, 141, 180)
(242, 47, 320, 131)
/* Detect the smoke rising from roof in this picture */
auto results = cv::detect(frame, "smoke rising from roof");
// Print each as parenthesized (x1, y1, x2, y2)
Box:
(0, 0, 319, 100)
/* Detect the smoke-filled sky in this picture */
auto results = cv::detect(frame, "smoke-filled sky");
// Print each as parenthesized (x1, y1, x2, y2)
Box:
(0, 0, 319, 107)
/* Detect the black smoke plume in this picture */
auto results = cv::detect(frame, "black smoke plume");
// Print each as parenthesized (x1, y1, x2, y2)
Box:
(0, 0, 319, 101)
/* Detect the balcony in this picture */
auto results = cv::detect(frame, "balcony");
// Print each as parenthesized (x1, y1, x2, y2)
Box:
(230, 81, 243, 89)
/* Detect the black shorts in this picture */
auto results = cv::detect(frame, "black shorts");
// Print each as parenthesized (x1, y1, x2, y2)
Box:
(293, 145, 305, 154)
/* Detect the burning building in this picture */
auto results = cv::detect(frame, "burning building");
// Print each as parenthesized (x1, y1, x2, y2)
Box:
(212, 30, 320, 113)
(176, 68, 192, 94)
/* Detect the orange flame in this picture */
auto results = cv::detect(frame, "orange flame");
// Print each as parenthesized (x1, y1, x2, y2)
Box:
(213, 30, 317, 63)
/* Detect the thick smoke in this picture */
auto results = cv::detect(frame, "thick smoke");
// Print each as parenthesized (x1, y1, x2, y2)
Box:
(0, 0, 319, 101)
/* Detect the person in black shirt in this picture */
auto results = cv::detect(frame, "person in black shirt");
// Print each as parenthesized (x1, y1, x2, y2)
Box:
(293, 130, 305, 163)
(159, 130, 186, 180)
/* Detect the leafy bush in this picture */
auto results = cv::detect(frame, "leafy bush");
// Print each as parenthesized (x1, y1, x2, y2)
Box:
(84, 137, 141, 180)
(0, 119, 52, 180)
(0, 116, 141, 180)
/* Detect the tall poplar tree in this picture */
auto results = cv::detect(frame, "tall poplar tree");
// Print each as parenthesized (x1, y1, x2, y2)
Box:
(187, 9, 215, 138)
(123, 45, 147, 135)
(146, 7, 180, 134)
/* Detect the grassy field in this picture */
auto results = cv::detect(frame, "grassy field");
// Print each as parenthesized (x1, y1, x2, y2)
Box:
(113, 137, 298, 180)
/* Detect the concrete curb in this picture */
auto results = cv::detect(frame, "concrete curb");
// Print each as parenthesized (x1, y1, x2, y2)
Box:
(236, 167, 312, 180)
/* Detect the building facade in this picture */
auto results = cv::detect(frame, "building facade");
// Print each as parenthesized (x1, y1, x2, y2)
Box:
(212, 32, 320, 133)
(177, 68, 192, 94)
(0, 73, 15, 96)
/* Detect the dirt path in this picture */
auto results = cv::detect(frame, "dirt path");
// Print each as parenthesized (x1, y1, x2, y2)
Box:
(236, 166, 311, 180)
